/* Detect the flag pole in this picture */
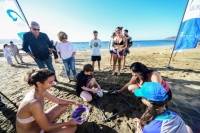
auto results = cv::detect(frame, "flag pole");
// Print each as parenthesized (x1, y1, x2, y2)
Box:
(164, 0, 189, 69)
(15, 0, 29, 27)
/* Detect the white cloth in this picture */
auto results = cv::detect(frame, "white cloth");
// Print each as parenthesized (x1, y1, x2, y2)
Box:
(9, 45, 19, 55)
(109, 38, 114, 50)
(3, 47, 12, 58)
(89, 39, 101, 56)
(56, 42, 76, 59)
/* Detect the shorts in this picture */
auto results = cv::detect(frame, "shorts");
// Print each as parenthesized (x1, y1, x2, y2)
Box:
(113, 49, 124, 56)
(110, 50, 113, 54)
(124, 48, 130, 56)
(91, 56, 101, 61)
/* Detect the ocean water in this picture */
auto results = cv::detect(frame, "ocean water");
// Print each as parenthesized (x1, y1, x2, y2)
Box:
(0, 40, 175, 50)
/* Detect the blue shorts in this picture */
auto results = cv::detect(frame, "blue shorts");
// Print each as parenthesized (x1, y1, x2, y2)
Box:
(110, 50, 113, 54)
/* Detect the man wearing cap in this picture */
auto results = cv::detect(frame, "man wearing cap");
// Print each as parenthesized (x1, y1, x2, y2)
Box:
(122, 29, 132, 69)
(9, 41, 24, 64)
(22, 21, 58, 82)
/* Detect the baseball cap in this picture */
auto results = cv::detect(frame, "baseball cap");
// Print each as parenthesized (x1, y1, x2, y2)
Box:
(134, 82, 168, 102)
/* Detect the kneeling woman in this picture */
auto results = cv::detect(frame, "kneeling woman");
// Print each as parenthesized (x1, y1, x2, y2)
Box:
(117, 62, 172, 101)
(132, 82, 193, 133)
(16, 69, 81, 133)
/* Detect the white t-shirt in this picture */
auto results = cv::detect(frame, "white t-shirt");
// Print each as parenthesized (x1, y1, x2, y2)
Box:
(56, 42, 76, 59)
(89, 39, 101, 56)
(3, 47, 12, 58)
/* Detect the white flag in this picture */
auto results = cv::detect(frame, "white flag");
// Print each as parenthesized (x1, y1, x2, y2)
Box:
(0, 0, 29, 40)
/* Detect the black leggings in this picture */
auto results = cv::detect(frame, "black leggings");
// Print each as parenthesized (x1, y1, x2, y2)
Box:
(53, 46, 58, 59)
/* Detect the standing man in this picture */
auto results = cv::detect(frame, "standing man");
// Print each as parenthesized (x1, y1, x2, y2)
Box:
(22, 21, 58, 82)
(122, 29, 132, 69)
(9, 41, 24, 64)
(90, 30, 101, 71)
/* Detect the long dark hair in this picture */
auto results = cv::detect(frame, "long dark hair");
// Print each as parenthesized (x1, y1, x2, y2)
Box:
(140, 100, 166, 128)
(130, 62, 152, 81)
(24, 69, 55, 87)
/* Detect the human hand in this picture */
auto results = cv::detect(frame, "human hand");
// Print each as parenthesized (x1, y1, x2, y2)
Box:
(67, 118, 80, 125)
(91, 89, 97, 94)
(75, 102, 82, 108)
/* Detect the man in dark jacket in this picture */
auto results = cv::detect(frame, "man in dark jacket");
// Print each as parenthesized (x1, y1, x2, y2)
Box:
(22, 21, 58, 82)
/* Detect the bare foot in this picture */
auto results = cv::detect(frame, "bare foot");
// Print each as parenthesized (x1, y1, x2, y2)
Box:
(117, 72, 120, 76)
(66, 78, 70, 83)
(99, 69, 101, 71)
(112, 72, 115, 75)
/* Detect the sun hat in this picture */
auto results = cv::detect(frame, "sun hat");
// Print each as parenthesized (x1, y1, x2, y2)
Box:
(72, 106, 89, 123)
(134, 82, 168, 102)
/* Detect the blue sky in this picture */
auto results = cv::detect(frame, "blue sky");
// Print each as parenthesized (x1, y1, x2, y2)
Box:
(0, 0, 188, 42)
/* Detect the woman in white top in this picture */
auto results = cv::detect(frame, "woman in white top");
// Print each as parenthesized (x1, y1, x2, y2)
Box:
(108, 32, 116, 66)
(56, 31, 76, 83)
(3, 44, 15, 66)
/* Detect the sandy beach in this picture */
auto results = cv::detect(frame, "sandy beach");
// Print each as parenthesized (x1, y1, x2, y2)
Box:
(0, 46, 200, 133)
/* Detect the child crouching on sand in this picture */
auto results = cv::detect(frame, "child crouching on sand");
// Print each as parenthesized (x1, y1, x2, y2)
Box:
(132, 82, 193, 133)
(76, 64, 102, 102)
(3, 44, 15, 66)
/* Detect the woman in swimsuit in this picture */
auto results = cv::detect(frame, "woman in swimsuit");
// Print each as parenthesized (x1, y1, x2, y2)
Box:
(16, 69, 81, 133)
(112, 27, 127, 75)
(116, 62, 172, 101)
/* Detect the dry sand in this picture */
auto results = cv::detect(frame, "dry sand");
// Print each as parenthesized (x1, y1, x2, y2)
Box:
(0, 46, 200, 133)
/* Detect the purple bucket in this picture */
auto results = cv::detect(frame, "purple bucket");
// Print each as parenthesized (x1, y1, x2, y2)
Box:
(72, 106, 89, 123)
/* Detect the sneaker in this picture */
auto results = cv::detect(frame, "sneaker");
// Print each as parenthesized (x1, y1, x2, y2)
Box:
(0, 101, 7, 109)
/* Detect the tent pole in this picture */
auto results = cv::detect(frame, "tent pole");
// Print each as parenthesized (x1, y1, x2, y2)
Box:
(164, 0, 189, 69)
(15, 0, 29, 27)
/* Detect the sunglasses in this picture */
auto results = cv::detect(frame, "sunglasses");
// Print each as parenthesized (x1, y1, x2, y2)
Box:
(33, 28, 40, 31)
(62, 37, 67, 39)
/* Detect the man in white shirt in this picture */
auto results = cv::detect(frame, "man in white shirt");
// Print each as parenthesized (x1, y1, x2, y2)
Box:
(89, 30, 101, 71)
(9, 41, 24, 64)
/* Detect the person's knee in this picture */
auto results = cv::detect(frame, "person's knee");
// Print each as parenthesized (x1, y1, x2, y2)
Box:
(128, 85, 135, 93)
(58, 104, 68, 112)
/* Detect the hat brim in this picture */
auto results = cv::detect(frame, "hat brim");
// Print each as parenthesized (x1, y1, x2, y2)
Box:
(134, 88, 143, 97)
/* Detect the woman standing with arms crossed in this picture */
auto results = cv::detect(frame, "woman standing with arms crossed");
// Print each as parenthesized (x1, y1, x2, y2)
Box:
(112, 27, 127, 75)
(108, 32, 116, 66)
(16, 69, 81, 133)
(56, 31, 77, 83)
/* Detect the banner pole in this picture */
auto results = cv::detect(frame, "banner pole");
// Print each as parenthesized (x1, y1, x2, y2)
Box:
(164, 0, 189, 69)
(15, 0, 29, 27)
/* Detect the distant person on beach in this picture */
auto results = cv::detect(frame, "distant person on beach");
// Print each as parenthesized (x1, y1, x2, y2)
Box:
(90, 30, 101, 71)
(9, 41, 25, 64)
(108, 32, 116, 66)
(22, 21, 58, 82)
(122, 29, 132, 70)
(16, 69, 81, 133)
(0, 96, 7, 109)
(116, 62, 172, 102)
(76, 64, 102, 102)
(3, 44, 15, 66)
(56, 31, 77, 83)
(132, 82, 193, 133)
(112, 26, 127, 75)
(51, 40, 59, 63)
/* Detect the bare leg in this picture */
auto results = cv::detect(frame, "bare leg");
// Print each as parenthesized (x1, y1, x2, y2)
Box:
(92, 61, 95, 70)
(122, 56, 126, 69)
(117, 56, 122, 75)
(110, 54, 113, 66)
(44, 104, 77, 133)
(112, 54, 118, 75)
(98, 61, 101, 71)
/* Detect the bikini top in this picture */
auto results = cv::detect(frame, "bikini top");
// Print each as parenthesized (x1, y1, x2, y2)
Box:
(17, 99, 36, 124)
(114, 37, 124, 45)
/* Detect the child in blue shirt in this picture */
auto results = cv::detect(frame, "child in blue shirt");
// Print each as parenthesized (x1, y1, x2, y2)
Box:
(133, 82, 193, 133)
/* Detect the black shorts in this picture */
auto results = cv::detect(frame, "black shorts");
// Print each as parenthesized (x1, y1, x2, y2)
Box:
(167, 89, 172, 101)
(110, 50, 113, 54)
(91, 56, 101, 61)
